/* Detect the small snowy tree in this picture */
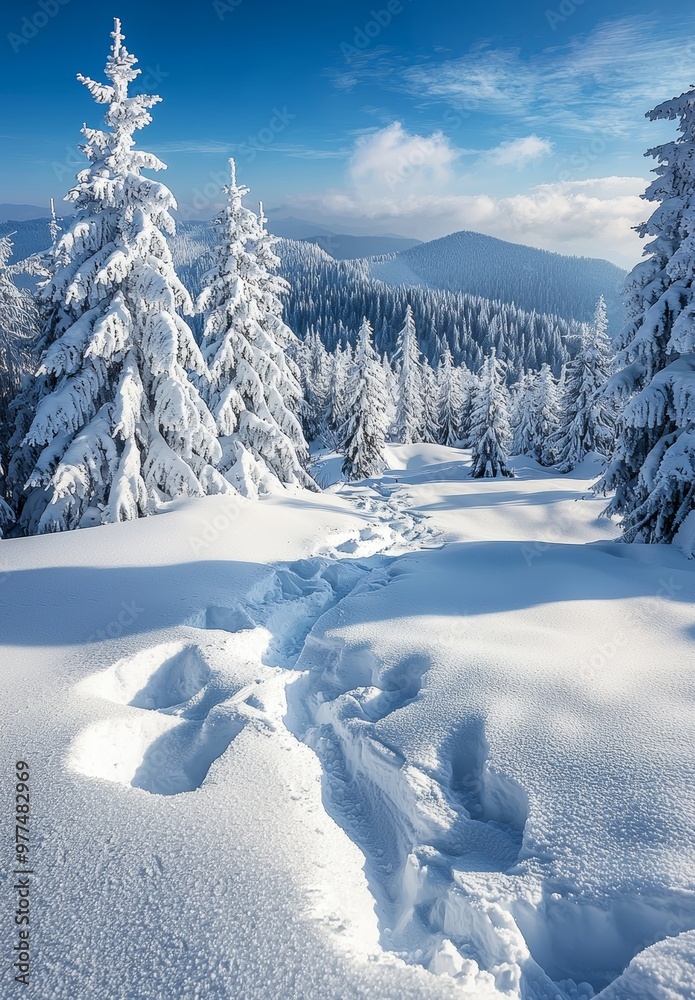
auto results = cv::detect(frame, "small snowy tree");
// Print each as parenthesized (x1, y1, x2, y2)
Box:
(342, 319, 389, 480)
(597, 87, 695, 553)
(323, 344, 351, 449)
(393, 305, 424, 443)
(469, 349, 514, 478)
(421, 358, 440, 444)
(553, 296, 616, 472)
(511, 371, 535, 456)
(458, 363, 477, 447)
(437, 345, 462, 446)
(197, 161, 314, 496)
(526, 363, 562, 466)
(8, 20, 230, 535)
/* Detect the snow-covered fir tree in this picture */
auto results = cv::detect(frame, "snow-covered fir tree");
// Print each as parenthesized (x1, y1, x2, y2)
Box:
(553, 295, 616, 472)
(421, 358, 440, 444)
(8, 20, 230, 535)
(458, 363, 477, 447)
(323, 344, 351, 449)
(526, 363, 562, 466)
(0, 235, 39, 494)
(597, 87, 695, 554)
(511, 370, 535, 456)
(295, 328, 331, 442)
(197, 160, 314, 496)
(469, 349, 514, 478)
(342, 319, 389, 480)
(393, 305, 424, 443)
(437, 345, 462, 446)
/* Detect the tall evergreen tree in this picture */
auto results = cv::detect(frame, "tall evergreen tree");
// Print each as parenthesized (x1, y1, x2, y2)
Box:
(511, 370, 535, 456)
(421, 359, 440, 444)
(323, 344, 351, 449)
(8, 20, 229, 534)
(394, 304, 424, 443)
(526, 363, 562, 466)
(0, 234, 39, 523)
(553, 296, 616, 472)
(469, 349, 514, 478)
(197, 161, 314, 496)
(342, 319, 389, 480)
(437, 345, 462, 446)
(597, 87, 695, 553)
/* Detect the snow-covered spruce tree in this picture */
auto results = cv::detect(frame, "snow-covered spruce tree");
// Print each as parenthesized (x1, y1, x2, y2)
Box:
(458, 363, 477, 447)
(421, 358, 440, 444)
(597, 88, 695, 553)
(393, 304, 424, 443)
(323, 344, 351, 449)
(0, 235, 39, 409)
(526, 363, 562, 466)
(510, 371, 535, 456)
(342, 319, 389, 480)
(553, 296, 616, 472)
(437, 345, 462, 446)
(297, 328, 331, 442)
(9, 21, 230, 535)
(197, 161, 314, 496)
(469, 349, 514, 478)
(0, 234, 40, 523)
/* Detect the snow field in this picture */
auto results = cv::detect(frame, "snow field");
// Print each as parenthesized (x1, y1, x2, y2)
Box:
(0, 444, 693, 998)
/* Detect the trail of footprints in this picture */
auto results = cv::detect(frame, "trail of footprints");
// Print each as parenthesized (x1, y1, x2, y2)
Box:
(70, 491, 435, 796)
(70, 487, 538, 991)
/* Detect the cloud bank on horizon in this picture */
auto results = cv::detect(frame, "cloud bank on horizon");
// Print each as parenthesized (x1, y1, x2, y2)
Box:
(1, 1, 694, 267)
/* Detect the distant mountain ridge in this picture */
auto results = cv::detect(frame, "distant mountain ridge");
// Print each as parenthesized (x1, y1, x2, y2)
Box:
(368, 230, 626, 333)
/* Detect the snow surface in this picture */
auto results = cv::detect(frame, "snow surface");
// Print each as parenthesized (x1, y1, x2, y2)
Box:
(0, 445, 693, 998)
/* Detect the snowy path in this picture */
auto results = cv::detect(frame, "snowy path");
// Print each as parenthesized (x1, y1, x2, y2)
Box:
(23, 445, 691, 999)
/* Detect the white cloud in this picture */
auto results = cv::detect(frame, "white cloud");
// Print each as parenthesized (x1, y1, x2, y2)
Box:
(347, 122, 459, 195)
(288, 134, 648, 266)
(486, 135, 553, 168)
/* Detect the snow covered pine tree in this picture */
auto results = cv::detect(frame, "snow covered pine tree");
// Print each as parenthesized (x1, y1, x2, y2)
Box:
(393, 304, 424, 444)
(526, 363, 562, 467)
(597, 86, 695, 554)
(436, 345, 462, 446)
(196, 161, 314, 496)
(9, 20, 230, 534)
(553, 295, 616, 472)
(342, 318, 389, 480)
(0, 234, 39, 532)
(469, 349, 514, 478)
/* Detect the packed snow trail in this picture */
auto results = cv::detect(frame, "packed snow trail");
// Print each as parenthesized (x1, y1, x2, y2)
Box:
(71, 472, 567, 995)
(65, 449, 695, 999)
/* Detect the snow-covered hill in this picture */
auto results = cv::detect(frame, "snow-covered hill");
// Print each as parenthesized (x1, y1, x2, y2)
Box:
(368, 231, 626, 334)
(1, 446, 693, 998)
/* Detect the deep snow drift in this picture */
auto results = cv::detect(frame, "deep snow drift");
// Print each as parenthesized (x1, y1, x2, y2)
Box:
(0, 445, 693, 998)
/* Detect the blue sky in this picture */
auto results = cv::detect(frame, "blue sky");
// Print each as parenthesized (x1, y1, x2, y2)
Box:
(1, 0, 695, 264)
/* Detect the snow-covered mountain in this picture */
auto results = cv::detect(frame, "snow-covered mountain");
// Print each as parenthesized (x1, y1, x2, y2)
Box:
(302, 233, 422, 259)
(0, 217, 618, 378)
(367, 230, 626, 333)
